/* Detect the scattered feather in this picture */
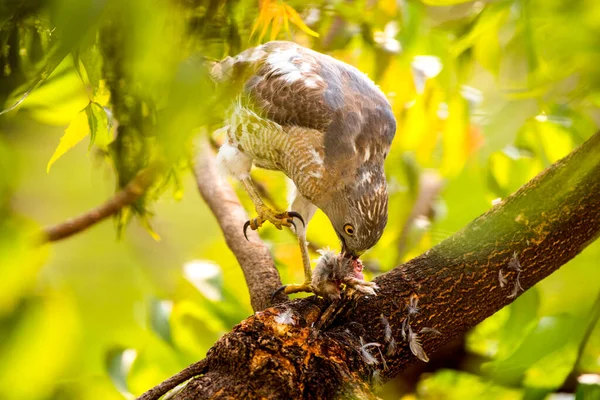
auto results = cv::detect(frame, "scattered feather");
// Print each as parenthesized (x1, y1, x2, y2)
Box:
(401, 318, 408, 341)
(274, 308, 295, 325)
(407, 294, 419, 315)
(507, 272, 524, 299)
(420, 327, 441, 336)
(508, 251, 522, 271)
(359, 337, 381, 365)
(376, 346, 388, 371)
(386, 338, 397, 356)
(371, 370, 384, 391)
(380, 314, 392, 343)
(407, 326, 429, 363)
(498, 269, 507, 287)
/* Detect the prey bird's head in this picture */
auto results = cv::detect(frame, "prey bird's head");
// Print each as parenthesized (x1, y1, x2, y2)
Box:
(322, 165, 389, 259)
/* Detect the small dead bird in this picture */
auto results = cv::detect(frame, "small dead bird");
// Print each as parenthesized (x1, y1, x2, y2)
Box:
(311, 249, 379, 300)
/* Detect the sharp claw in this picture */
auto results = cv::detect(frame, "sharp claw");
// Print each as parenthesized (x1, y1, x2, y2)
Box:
(243, 221, 251, 241)
(289, 220, 297, 232)
(287, 211, 305, 227)
(272, 285, 287, 303)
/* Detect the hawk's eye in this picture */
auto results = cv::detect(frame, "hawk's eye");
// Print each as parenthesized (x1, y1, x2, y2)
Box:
(344, 224, 355, 236)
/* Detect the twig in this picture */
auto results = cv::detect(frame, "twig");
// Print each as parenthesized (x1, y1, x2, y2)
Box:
(575, 290, 600, 369)
(192, 136, 286, 311)
(560, 289, 600, 391)
(137, 358, 208, 400)
(396, 170, 444, 262)
(40, 161, 162, 243)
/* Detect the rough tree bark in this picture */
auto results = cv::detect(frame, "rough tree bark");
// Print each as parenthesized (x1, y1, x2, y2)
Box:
(192, 137, 287, 311)
(140, 129, 600, 400)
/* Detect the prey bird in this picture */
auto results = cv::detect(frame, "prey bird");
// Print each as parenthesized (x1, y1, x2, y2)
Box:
(212, 41, 396, 297)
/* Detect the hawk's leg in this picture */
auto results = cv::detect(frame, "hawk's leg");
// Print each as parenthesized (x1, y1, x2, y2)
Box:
(241, 178, 305, 237)
(278, 192, 318, 296)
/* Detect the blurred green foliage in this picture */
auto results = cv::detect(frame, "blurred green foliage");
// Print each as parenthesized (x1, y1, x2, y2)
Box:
(1, 0, 599, 399)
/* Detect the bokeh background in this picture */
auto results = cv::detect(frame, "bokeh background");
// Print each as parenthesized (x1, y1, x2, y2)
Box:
(1, 0, 600, 399)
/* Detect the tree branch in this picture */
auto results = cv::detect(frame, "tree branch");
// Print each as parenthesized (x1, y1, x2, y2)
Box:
(40, 161, 162, 243)
(138, 359, 208, 400)
(192, 137, 287, 312)
(142, 130, 600, 399)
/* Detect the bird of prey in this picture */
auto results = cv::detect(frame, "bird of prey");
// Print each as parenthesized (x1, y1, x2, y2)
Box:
(212, 41, 396, 297)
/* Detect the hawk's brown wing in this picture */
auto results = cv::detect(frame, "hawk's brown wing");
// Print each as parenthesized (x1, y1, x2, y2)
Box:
(214, 41, 396, 165)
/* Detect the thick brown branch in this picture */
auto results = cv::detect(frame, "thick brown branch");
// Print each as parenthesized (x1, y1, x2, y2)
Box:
(40, 162, 161, 243)
(143, 130, 600, 399)
(192, 137, 286, 312)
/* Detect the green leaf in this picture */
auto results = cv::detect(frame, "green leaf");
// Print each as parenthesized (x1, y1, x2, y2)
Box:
(0, 45, 70, 116)
(483, 314, 578, 385)
(106, 348, 138, 400)
(86, 102, 99, 149)
(0, 0, 107, 115)
(481, 99, 538, 158)
(576, 375, 600, 400)
(73, 38, 104, 90)
(417, 369, 522, 399)
(171, 300, 227, 357)
(149, 298, 173, 345)
(523, 342, 577, 389)
(86, 101, 110, 150)
(496, 288, 540, 359)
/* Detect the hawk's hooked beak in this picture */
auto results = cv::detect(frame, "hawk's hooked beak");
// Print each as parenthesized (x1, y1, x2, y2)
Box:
(338, 234, 362, 260)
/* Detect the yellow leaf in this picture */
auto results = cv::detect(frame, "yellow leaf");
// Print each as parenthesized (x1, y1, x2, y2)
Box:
(93, 79, 111, 106)
(251, 0, 276, 41)
(259, 10, 275, 42)
(270, 11, 283, 40)
(46, 106, 91, 173)
(252, 0, 318, 42)
(283, 11, 289, 34)
(284, 4, 319, 37)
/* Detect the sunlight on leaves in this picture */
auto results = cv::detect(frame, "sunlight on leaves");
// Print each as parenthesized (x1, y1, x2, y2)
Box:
(524, 344, 577, 389)
(417, 369, 521, 400)
(251, 0, 319, 42)
(483, 315, 579, 386)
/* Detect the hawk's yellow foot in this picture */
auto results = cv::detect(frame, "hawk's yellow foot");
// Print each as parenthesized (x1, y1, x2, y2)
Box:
(272, 282, 315, 301)
(215, 42, 395, 302)
(243, 206, 304, 240)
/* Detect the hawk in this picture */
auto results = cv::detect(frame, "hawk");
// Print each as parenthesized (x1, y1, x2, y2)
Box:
(212, 41, 396, 297)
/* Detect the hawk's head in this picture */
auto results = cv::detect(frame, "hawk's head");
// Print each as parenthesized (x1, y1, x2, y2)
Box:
(322, 165, 388, 259)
